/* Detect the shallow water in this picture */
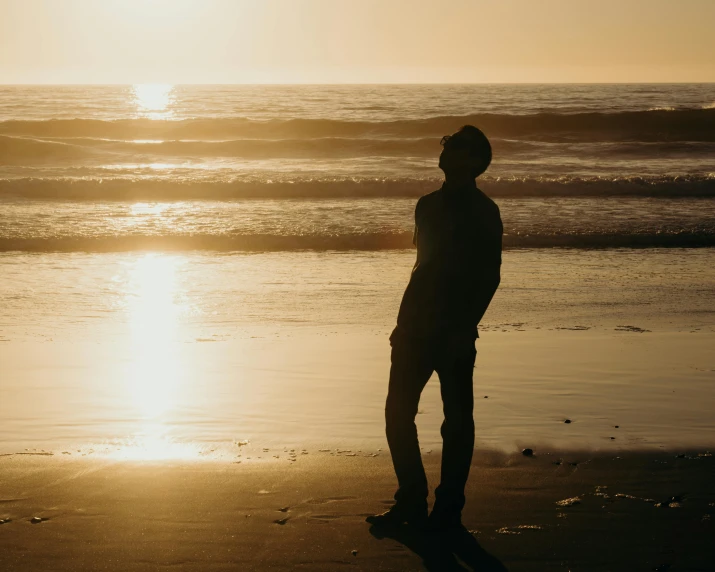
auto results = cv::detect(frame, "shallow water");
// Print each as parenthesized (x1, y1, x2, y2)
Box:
(1, 250, 714, 457)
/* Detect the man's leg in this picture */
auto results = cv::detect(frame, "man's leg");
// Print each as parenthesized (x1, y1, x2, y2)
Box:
(432, 342, 477, 522)
(384, 339, 434, 512)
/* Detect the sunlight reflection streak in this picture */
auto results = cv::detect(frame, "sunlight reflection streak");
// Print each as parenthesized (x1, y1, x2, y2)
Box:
(119, 254, 195, 460)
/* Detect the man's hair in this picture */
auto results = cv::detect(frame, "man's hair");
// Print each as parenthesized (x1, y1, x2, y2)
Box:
(442, 125, 492, 177)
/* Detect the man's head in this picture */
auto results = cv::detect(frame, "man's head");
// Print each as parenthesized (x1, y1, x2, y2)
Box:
(438, 125, 492, 179)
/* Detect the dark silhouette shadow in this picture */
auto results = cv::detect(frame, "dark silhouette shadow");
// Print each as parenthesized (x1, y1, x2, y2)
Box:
(384, 125, 503, 521)
(368, 523, 508, 572)
(370, 126, 508, 571)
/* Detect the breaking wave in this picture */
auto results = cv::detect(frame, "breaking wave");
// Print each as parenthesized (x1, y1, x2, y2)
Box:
(4, 134, 715, 163)
(1, 231, 713, 253)
(1, 175, 713, 200)
(2, 108, 714, 141)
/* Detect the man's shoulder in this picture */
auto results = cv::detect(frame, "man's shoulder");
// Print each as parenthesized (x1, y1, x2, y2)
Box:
(415, 189, 443, 217)
(474, 187, 500, 213)
(474, 188, 503, 240)
(417, 188, 443, 205)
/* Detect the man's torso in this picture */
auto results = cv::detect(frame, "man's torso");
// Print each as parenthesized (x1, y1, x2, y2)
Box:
(395, 185, 502, 340)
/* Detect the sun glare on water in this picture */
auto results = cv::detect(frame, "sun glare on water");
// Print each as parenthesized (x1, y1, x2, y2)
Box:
(113, 254, 198, 460)
(126, 254, 184, 418)
(133, 84, 175, 119)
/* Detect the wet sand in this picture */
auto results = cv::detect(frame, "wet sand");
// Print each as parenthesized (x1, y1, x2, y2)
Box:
(1, 449, 714, 571)
(2, 329, 715, 454)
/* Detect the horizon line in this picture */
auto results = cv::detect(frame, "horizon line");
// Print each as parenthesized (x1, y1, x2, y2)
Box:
(2, 81, 715, 87)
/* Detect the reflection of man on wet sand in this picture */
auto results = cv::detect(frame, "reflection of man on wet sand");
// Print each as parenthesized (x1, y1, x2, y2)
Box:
(368, 125, 503, 532)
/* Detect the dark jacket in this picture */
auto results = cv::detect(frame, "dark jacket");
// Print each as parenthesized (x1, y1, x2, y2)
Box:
(393, 183, 503, 342)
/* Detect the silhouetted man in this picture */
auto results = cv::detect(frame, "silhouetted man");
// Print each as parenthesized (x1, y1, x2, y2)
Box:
(367, 125, 503, 532)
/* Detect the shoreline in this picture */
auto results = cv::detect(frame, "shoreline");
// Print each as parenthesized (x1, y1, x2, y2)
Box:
(2, 329, 714, 456)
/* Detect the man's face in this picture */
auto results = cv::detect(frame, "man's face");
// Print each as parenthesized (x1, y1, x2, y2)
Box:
(438, 143, 475, 176)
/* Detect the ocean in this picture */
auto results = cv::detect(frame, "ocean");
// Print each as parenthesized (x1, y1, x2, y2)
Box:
(1, 84, 714, 456)
(1, 84, 715, 251)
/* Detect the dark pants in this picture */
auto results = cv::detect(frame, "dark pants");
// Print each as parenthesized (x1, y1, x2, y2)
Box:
(385, 334, 477, 516)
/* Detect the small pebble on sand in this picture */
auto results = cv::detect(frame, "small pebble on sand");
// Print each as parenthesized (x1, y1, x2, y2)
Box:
(564, 419, 572, 424)
(522, 448, 534, 457)
(351, 550, 358, 556)
(30, 517, 43, 524)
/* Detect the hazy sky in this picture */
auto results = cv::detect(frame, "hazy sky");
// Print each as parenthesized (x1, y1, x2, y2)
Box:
(1, 0, 714, 84)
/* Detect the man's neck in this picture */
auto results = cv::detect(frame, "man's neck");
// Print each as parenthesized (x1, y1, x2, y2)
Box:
(442, 176, 477, 193)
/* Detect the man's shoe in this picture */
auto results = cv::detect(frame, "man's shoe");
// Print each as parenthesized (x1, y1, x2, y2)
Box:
(366, 504, 428, 528)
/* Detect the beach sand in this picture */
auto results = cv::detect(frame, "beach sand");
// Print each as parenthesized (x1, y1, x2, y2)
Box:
(1, 449, 714, 571)
(2, 249, 714, 570)
(3, 328, 715, 570)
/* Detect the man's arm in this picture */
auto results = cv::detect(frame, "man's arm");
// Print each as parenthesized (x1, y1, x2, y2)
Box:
(453, 203, 503, 334)
(469, 208, 502, 327)
(412, 196, 424, 246)
(470, 267, 501, 327)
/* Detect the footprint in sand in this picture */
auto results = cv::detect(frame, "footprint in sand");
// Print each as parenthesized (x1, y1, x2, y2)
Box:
(306, 496, 356, 505)
(615, 325, 651, 333)
(310, 514, 342, 521)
